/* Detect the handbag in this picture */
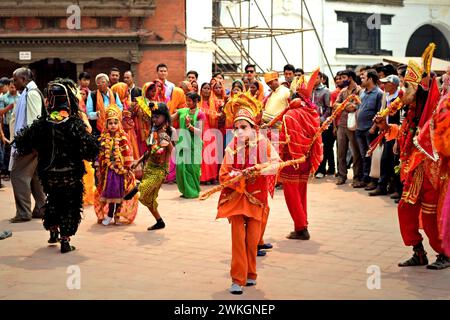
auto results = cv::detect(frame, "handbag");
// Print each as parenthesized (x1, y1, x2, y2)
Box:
(347, 112, 357, 131)
(369, 143, 384, 179)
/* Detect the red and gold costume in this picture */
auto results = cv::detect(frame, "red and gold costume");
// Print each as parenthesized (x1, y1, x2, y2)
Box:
(384, 44, 449, 267)
(279, 70, 323, 236)
(433, 93, 450, 257)
(95, 105, 139, 224)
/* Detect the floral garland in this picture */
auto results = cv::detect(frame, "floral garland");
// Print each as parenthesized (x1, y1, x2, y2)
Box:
(101, 131, 128, 175)
(49, 110, 69, 123)
(148, 127, 166, 155)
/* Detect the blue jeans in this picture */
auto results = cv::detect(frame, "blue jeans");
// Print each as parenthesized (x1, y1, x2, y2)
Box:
(355, 129, 377, 183)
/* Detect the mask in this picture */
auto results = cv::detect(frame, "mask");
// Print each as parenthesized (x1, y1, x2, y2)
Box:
(46, 84, 70, 113)
(342, 80, 350, 87)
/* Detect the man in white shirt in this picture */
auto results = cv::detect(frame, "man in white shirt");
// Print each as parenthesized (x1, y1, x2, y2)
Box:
(157, 63, 175, 101)
(262, 71, 291, 126)
(10, 68, 46, 223)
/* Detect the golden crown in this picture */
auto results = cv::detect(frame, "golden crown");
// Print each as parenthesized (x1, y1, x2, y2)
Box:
(105, 104, 122, 121)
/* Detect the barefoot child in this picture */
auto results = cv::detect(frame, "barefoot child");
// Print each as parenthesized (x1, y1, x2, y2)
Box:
(133, 102, 173, 230)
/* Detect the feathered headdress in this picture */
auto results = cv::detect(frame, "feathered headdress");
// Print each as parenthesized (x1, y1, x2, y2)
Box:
(290, 67, 320, 99)
(421, 42, 436, 76)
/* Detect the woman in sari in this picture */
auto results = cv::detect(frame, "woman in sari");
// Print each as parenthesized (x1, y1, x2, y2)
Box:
(154, 79, 169, 103)
(231, 79, 245, 97)
(111, 82, 140, 160)
(167, 86, 187, 115)
(190, 80, 199, 94)
(78, 87, 89, 113)
(165, 81, 194, 184)
(77, 87, 96, 206)
(179, 80, 194, 94)
(165, 84, 189, 184)
(134, 82, 157, 157)
(248, 80, 265, 102)
(171, 92, 205, 198)
(199, 82, 221, 184)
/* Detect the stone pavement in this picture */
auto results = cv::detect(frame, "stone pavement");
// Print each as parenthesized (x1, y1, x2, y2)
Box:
(0, 177, 449, 300)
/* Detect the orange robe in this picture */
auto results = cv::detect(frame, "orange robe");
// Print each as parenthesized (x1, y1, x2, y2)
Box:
(217, 135, 279, 286)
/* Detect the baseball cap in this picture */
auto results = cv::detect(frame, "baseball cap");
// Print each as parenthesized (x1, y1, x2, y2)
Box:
(380, 74, 400, 86)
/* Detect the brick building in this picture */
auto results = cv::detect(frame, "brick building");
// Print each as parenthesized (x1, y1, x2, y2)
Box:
(0, 0, 187, 90)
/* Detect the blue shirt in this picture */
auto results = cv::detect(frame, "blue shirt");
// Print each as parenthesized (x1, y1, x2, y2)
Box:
(86, 91, 123, 120)
(357, 86, 383, 131)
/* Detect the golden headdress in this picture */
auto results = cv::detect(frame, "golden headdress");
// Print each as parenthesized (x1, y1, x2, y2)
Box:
(223, 91, 262, 126)
(105, 104, 122, 121)
(290, 67, 320, 99)
(404, 60, 423, 88)
(404, 42, 437, 89)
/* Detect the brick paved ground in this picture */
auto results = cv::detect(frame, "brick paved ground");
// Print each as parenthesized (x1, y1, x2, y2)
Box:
(1, 177, 449, 300)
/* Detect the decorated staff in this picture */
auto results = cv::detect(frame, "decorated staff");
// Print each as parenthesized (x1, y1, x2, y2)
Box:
(200, 86, 360, 201)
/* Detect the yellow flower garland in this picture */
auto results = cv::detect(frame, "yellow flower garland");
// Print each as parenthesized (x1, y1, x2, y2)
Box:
(101, 131, 128, 175)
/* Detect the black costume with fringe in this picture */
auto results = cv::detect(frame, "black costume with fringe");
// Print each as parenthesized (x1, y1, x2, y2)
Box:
(14, 104, 98, 238)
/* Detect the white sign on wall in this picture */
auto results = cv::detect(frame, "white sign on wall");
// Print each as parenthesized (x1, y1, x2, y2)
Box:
(19, 51, 31, 61)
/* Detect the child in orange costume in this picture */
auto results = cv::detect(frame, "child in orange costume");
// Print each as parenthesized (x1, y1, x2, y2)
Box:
(216, 93, 280, 295)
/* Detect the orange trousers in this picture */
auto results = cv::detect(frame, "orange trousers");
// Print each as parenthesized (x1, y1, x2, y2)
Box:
(229, 215, 262, 286)
(258, 208, 269, 246)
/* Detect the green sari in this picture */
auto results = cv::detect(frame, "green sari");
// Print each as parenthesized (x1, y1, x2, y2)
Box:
(176, 107, 203, 198)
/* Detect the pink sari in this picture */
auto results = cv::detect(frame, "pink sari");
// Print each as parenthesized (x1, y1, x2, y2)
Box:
(199, 100, 219, 182)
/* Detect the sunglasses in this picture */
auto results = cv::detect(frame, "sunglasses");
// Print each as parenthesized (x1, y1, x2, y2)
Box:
(246, 70, 255, 74)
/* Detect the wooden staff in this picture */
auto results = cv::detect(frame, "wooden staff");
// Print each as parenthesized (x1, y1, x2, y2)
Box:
(199, 94, 360, 200)
(199, 155, 306, 201)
